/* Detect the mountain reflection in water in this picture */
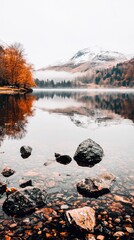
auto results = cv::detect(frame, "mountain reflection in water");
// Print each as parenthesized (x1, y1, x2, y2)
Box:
(0, 91, 134, 147)
(33, 91, 134, 126)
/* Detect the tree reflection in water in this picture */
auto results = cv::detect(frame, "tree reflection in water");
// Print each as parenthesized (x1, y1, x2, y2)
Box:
(0, 94, 35, 146)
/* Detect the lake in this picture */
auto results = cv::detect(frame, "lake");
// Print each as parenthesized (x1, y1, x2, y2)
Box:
(0, 89, 134, 239)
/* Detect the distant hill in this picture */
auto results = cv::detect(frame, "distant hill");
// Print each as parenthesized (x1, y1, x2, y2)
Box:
(35, 58, 134, 88)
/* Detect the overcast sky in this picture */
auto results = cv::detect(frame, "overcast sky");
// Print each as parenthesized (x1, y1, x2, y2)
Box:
(0, 0, 134, 69)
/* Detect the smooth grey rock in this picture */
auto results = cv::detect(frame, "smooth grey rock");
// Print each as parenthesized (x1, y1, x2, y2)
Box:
(20, 146, 32, 159)
(74, 138, 104, 167)
(1, 167, 15, 177)
(3, 187, 47, 217)
(77, 172, 115, 198)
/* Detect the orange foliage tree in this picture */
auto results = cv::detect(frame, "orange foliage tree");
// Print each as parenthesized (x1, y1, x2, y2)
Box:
(0, 43, 36, 89)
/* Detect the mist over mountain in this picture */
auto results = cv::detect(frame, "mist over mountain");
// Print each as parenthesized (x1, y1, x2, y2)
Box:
(35, 47, 134, 88)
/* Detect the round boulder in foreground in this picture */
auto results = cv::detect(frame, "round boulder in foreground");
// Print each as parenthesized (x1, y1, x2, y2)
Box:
(74, 138, 104, 167)
(3, 187, 47, 217)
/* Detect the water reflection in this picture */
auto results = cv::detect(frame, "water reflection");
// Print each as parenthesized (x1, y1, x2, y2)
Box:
(33, 90, 134, 126)
(0, 94, 35, 146)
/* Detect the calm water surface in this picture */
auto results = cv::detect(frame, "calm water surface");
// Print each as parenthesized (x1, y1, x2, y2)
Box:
(0, 90, 134, 221)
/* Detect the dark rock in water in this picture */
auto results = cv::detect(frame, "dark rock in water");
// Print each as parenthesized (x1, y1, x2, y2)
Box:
(77, 172, 115, 198)
(55, 153, 61, 158)
(55, 153, 72, 165)
(19, 180, 33, 188)
(65, 207, 95, 232)
(3, 187, 47, 217)
(1, 167, 15, 177)
(20, 146, 32, 159)
(0, 181, 7, 194)
(74, 138, 104, 167)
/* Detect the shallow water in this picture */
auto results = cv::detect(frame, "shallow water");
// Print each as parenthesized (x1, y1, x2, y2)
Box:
(0, 90, 134, 238)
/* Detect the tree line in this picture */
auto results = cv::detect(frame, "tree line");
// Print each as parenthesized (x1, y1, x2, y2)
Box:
(35, 79, 72, 88)
(94, 59, 134, 87)
(0, 43, 36, 89)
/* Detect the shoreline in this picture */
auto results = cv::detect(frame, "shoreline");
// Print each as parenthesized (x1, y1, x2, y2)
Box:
(0, 87, 33, 94)
(33, 87, 134, 93)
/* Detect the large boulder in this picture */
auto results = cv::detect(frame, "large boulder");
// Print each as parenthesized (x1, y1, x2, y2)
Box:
(55, 153, 72, 165)
(77, 172, 115, 198)
(65, 207, 95, 232)
(3, 187, 47, 217)
(20, 146, 32, 159)
(74, 139, 104, 167)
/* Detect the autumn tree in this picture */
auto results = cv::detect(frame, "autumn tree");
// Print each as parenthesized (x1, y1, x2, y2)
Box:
(0, 43, 36, 89)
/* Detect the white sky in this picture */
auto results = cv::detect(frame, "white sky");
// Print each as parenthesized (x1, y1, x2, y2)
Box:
(0, 0, 134, 69)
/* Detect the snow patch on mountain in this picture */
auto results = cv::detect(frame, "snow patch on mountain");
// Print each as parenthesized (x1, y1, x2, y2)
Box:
(69, 46, 127, 65)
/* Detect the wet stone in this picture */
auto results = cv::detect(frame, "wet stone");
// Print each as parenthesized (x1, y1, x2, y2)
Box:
(0, 180, 7, 194)
(77, 172, 115, 198)
(20, 145, 32, 159)
(125, 227, 134, 233)
(55, 153, 72, 165)
(1, 167, 15, 177)
(19, 179, 33, 188)
(3, 187, 47, 217)
(65, 206, 96, 232)
(97, 235, 105, 240)
(113, 231, 125, 237)
(114, 195, 131, 204)
(9, 223, 17, 229)
(87, 234, 96, 240)
(0, 224, 4, 231)
(74, 138, 104, 167)
(114, 218, 121, 223)
(60, 204, 69, 210)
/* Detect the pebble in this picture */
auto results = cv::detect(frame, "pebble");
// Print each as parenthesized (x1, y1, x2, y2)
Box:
(113, 231, 125, 237)
(125, 227, 134, 233)
(87, 234, 96, 240)
(9, 223, 17, 229)
(0, 224, 4, 230)
(114, 218, 121, 223)
(97, 235, 105, 240)
(60, 204, 69, 210)
(23, 218, 30, 223)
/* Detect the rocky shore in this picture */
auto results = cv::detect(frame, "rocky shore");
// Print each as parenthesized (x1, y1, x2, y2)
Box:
(0, 140, 133, 239)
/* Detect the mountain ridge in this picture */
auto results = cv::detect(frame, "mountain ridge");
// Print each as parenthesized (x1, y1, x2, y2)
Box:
(39, 47, 129, 73)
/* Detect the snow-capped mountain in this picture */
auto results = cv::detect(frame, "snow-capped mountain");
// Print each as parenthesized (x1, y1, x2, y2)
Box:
(40, 46, 128, 73)
(70, 46, 127, 65)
